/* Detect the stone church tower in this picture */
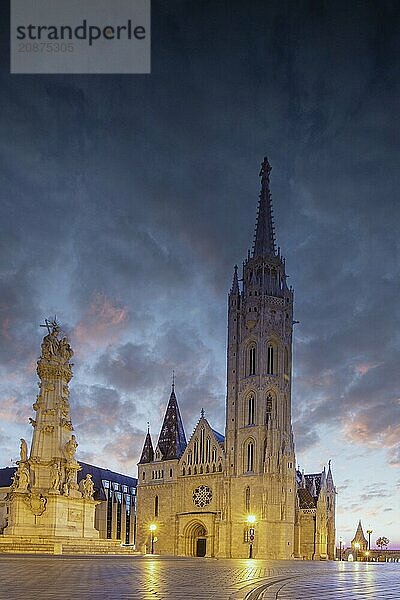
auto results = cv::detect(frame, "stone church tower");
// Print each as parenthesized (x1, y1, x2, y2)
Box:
(224, 157, 296, 558)
(136, 157, 336, 559)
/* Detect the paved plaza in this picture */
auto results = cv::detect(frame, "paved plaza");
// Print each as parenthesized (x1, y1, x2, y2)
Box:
(0, 555, 398, 599)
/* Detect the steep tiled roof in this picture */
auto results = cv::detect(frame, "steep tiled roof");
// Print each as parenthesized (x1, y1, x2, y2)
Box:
(138, 430, 154, 464)
(156, 387, 187, 460)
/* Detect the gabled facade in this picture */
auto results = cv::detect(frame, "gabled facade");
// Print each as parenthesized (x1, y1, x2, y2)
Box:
(136, 157, 336, 559)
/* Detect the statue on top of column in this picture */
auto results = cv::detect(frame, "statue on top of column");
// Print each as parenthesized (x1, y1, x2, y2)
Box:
(39, 318, 73, 365)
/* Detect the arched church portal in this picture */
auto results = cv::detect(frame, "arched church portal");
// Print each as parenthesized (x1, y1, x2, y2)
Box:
(183, 521, 207, 557)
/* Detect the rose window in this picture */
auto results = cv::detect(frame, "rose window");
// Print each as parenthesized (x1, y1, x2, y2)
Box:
(193, 485, 212, 508)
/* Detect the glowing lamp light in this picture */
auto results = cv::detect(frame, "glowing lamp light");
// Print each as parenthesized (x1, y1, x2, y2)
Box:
(247, 515, 256, 524)
(149, 523, 157, 532)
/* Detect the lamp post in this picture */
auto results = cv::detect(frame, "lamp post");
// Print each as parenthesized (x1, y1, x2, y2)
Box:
(246, 515, 256, 559)
(366, 529, 373, 558)
(149, 523, 157, 554)
(354, 542, 360, 562)
(339, 537, 343, 561)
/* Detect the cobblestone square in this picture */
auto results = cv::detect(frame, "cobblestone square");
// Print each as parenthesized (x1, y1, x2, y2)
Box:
(0, 555, 398, 599)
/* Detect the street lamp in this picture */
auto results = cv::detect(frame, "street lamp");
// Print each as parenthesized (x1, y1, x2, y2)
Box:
(246, 515, 256, 559)
(339, 536, 343, 561)
(149, 523, 157, 554)
(366, 529, 373, 556)
(354, 542, 360, 562)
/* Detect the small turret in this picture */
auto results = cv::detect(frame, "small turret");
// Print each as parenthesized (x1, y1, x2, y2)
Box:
(230, 265, 240, 295)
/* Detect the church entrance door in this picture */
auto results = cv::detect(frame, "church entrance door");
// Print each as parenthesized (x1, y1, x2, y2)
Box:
(183, 521, 208, 557)
(196, 537, 206, 557)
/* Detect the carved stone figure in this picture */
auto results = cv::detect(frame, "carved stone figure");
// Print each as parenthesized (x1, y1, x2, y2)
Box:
(20, 438, 28, 462)
(50, 462, 61, 491)
(65, 435, 78, 461)
(59, 337, 73, 363)
(41, 325, 59, 360)
(16, 464, 30, 492)
(81, 474, 94, 499)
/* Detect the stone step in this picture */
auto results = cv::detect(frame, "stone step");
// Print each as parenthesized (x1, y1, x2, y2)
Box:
(0, 536, 139, 556)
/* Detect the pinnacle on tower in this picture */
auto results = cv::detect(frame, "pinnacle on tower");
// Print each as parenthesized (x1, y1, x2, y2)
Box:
(230, 265, 240, 294)
(252, 156, 276, 258)
(156, 384, 187, 460)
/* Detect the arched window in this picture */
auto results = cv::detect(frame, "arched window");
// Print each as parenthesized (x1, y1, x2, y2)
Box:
(246, 441, 254, 472)
(245, 486, 251, 512)
(194, 439, 199, 464)
(247, 394, 255, 425)
(267, 344, 274, 374)
(154, 495, 159, 517)
(188, 451, 192, 465)
(212, 446, 217, 463)
(284, 347, 289, 374)
(248, 344, 256, 376)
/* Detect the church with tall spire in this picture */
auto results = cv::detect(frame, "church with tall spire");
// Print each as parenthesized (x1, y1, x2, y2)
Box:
(136, 157, 336, 559)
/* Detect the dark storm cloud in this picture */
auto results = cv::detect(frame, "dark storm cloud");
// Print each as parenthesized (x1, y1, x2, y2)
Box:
(0, 0, 399, 472)
(93, 322, 226, 433)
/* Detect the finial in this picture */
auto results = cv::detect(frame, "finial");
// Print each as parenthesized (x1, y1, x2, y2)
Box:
(147, 421, 150, 434)
(200, 408, 205, 418)
(259, 156, 272, 179)
(172, 370, 175, 391)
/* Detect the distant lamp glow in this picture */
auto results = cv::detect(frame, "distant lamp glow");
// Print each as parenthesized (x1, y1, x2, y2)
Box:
(246, 515, 256, 559)
(149, 523, 157, 554)
(354, 542, 360, 561)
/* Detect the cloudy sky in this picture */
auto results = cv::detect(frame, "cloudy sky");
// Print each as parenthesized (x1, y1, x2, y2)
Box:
(1, 1, 399, 547)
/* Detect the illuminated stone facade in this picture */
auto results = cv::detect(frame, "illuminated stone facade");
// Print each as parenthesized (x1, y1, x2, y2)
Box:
(136, 158, 336, 559)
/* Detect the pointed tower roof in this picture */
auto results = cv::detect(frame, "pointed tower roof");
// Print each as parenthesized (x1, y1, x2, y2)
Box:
(327, 459, 334, 487)
(351, 520, 368, 547)
(138, 426, 154, 464)
(252, 156, 276, 258)
(156, 384, 187, 460)
(230, 265, 240, 294)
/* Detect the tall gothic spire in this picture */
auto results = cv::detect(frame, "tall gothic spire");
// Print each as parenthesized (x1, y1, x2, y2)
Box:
(138, 426, 154, 464)
(252, 156, 276, 258)
(156, 384, 187, 460)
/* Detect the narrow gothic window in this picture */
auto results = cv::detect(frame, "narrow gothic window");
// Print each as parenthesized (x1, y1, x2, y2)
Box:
(200, 428, 205, 463)
(206, 437, 211, 463)
(246, 441, 254, 472)
(212, 446, 217, 463)
(284, 347, 289, 374)
(267, 344, 274, 374)
(154, 495, 159, 517)
(265, 393, 273, 424)
(247, 394, 255, 425)
(245, 486, 251, 511)
(194, 440, 199, 464)
(248, 345, 256, 375)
